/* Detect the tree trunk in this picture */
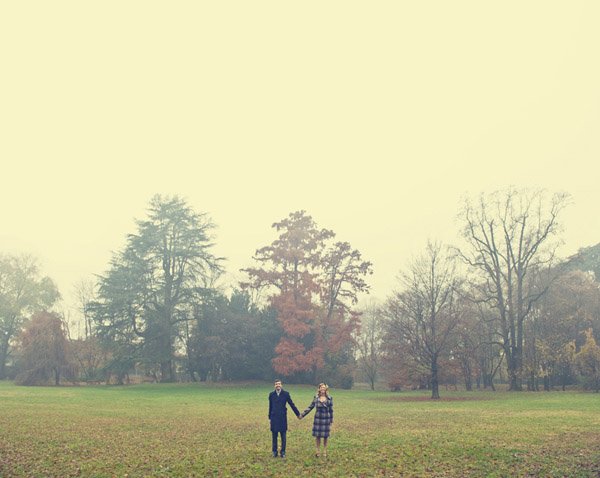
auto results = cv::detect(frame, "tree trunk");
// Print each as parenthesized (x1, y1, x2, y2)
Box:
(0, 338, 9, 379)
(160, 360, 174, 382)
(543, 376, 550, 391)
(508, 350, 522, 391)
(431, 358, 440, 400)
(483, 372, 496, 391)
(462, 359, 473, 391)
(527, 373, 535, 391)
(516, 323, 524, 390)
(0, 356, 6, 380)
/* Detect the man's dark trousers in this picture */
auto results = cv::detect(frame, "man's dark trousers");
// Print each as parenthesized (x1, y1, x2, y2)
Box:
(272, 431, 286, 455)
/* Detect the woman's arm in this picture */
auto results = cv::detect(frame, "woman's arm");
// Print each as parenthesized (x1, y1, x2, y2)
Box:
(329, 397, 334, 424)
(300, 398, 316, 418)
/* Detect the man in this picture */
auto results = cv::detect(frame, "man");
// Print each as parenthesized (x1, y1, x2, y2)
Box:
(268, 379, 300, 458)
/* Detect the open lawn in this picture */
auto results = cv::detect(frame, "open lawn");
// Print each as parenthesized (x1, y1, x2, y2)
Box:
(0, 381, 599, 477)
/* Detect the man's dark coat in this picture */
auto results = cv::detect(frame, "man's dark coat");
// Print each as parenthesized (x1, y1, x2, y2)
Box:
(268, 389, 300, 432)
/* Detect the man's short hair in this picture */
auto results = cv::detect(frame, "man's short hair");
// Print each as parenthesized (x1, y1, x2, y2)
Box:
(274, 379, 282, 384)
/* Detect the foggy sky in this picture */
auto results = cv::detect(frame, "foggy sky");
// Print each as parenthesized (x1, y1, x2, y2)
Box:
(1, 1, 599, 319)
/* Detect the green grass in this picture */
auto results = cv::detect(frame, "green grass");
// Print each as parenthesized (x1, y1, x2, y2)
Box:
(0, 382, 599, 477)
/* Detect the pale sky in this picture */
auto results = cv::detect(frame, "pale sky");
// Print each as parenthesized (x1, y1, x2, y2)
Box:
(1, 1, 599, 319)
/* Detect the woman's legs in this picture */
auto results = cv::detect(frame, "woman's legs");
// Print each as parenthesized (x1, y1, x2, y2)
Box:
(323, 437, 328, 457)
(315, 437, 321, 456)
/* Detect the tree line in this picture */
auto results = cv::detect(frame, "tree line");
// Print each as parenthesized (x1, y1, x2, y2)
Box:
(1, 190, 599, 396)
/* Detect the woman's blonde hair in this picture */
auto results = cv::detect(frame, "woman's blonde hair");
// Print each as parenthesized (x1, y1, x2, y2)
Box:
(317, 383, 329, 396)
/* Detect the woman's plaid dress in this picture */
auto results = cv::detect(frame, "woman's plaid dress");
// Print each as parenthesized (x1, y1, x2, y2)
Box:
(301, 395, 334, 438)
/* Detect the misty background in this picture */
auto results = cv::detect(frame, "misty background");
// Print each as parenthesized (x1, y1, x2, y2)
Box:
(1, 2, 599, 378)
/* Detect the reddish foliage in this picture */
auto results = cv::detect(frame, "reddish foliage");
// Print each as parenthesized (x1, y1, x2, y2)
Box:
(242, 211, 372, 378)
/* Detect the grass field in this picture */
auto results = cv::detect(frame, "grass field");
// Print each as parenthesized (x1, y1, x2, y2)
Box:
(0, 381, 599, 477)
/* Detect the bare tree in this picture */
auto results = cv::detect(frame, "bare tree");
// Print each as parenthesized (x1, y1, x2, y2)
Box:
(457, 188, 570, 390)
(64, 280, 108, 382)
(473, 302, 506, 390)
(73, 279, 97, 339)
(356, 300, 384, 390)
(451, 298, 479, 391)
(384, 242, 461, 399)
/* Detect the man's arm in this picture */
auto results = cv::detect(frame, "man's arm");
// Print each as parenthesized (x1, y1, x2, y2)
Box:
(268, 393, 272, 419)
(286, 392, 300, 417)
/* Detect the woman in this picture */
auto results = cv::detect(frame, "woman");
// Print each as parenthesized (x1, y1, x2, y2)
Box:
(299, 383, 334, 457)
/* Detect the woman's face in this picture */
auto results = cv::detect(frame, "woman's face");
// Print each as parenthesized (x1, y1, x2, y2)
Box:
(319, 384, 327, 395)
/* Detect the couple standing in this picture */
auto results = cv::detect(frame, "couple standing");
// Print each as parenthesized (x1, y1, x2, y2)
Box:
(268, 379, 333, 458)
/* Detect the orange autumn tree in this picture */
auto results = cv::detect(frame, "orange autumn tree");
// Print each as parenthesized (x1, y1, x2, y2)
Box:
(243, 211, 372, 384)
(16, 311, 70, 386)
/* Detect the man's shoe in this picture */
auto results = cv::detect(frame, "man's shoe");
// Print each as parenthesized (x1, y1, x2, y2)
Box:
(272, 452, 278, 458)
(280, 453, 286, 458)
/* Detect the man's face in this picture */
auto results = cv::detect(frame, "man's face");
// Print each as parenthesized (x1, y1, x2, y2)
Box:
(274, 381, 282, 392)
